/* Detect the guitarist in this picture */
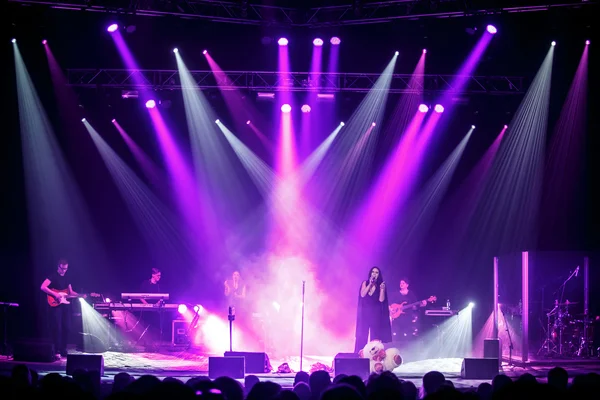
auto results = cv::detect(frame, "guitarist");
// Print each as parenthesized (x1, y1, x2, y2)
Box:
(389, 278, 427, 344)
(40, 258, 79, 359)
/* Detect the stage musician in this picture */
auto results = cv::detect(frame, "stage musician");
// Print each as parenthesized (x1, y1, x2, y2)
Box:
(354, 266, 392, 353)
(224, 271, 246, 308)
(138, 267, 163, 348)
(389, 278, 427, 344)
(140, 268, 162, 304)
(40, 258, 80, 359)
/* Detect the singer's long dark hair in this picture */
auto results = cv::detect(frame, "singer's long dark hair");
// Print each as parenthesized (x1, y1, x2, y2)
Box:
(366, 266, 384, 286)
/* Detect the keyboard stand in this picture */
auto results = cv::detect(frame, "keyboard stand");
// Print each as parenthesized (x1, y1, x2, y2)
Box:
(134, 324, 151, 348)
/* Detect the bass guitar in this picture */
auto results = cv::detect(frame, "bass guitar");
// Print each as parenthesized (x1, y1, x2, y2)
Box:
(389, 296, 437, 320)
(47, 289, 100, 307)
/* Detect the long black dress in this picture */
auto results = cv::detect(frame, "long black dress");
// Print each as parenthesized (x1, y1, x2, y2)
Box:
(354, 282, 392, 353)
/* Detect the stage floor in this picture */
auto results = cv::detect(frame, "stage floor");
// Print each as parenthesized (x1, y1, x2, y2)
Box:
(1, 349, 599, 390)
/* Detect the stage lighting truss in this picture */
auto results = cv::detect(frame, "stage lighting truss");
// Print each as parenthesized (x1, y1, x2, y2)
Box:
(66, 69, 525, 95)
(7, 0, 596, 27)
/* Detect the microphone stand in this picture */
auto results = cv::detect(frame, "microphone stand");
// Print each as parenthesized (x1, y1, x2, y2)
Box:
(555, 267, 578, 356)
(228, 306, 235, 352)
(499, 306, 514, 366)
(300, 281, 306, 372)
(557, 268, 578, 306)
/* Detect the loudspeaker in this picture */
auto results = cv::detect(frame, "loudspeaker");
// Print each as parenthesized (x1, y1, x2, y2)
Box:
(66, 354, 104, 376)
(484, 339, 501, 367)
(209, 356, 245, 379)
(333, 356, 370, 379)
(172, 320, 190, 346)
(460, 358, 499, 379)
(13, 341, 55, 363)
(224, 351, 269, 373)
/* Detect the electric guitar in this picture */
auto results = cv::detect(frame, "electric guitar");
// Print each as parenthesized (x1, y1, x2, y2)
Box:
(47, 289, 100, 307)
(389, 296, 437, 320)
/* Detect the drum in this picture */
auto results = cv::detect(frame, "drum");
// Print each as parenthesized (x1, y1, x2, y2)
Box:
(552, 318, 583, 355)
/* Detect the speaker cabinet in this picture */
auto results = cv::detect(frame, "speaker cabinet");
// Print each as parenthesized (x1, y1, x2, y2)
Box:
(172, 320, 190, 346)
(461, 358, 499, 379)
(13, 341, 55, 363)
(484, 339, 501, 367)
(333, 356, 370, 379)
(224, 351, 269, 373)
(66, 354, 104, 376)
(209, 356, 245, 379)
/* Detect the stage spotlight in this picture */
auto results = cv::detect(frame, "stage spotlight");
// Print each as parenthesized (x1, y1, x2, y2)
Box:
(278, 37, 288, 46)
(395, 51, 399, 55)
(313, 38, 323, 46)
(418, 104, 429, 113)
(434, 104, 444, 113)
(301, 104, 311, 113)
(42, 39, 47, 45)
(105, 298, 111, 303)
(11, 39, 16, 43)
(173, 48, 178, 53)
(107, 24, 119, 33)
(330, 37, 341, 45)
(372, 122, 376, 126)
(340, 122, 345, 126)
(178, 304, 187, 314)
(551, 41, 556, 46)
(468, 302, 475, 308)
(471, 125, 476, 129)
(486, 25, 497, 34)
(193, 305, 204, 314)
(281, 104, 292, 113)
(111, 119, 116, 123)
(423, 49, 427, 54)
(504, 124, 508, 129)
(246, 120, 251, 125)
(81, 118, 86, 122)
(202, 50, 207, 55)
(215, 119, 220, 124)
(586, 40, 590, 45)
(145, 100, 156, 109)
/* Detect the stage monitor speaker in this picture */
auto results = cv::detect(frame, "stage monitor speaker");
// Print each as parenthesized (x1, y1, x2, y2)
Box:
(172, 320, 190, 346)
(484, 339, 501, 367)
(209, 356, 245, 379)
(224, 351, 269, 373)
(460, 358, 499, 379)
(333, 356, 370, 379)
(66, 354, 104, 376)
(13, 341, 55, 363)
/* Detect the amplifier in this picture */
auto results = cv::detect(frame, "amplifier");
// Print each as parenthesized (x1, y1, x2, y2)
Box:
(172, 320, 190, 346)
(425, 309, 458, 317)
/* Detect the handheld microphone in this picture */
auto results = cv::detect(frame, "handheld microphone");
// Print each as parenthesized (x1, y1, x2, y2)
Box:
(575, 266, 579, 277)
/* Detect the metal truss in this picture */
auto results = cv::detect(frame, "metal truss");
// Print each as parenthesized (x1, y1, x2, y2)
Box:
(7, 0, 597, 27)
(66, 69, 525, 95)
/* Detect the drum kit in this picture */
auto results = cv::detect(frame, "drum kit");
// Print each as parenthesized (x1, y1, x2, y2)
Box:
(538, 299, 595, 358)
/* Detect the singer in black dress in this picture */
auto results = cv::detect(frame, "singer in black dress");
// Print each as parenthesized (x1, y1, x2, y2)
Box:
(354, 266, 392, 353)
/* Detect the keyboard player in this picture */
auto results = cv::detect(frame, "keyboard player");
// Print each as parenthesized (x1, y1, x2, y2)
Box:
(140, 268, 162, 304)
(139, 267, 163, 349)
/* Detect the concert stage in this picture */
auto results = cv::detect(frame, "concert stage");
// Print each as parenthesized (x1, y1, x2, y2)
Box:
(1, 349, 599, 390)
